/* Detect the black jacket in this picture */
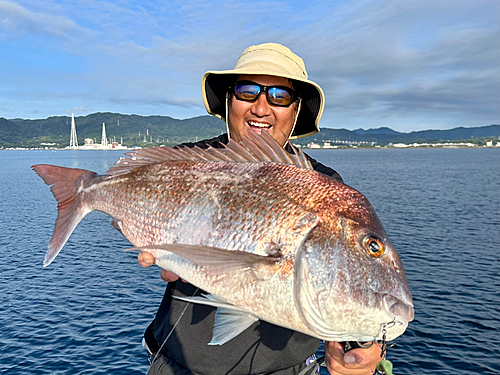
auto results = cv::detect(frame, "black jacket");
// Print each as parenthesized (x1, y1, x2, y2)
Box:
(148, 134, 343, 375)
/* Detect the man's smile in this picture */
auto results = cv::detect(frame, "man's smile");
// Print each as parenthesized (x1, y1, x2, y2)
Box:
(248, 121, 272, 134)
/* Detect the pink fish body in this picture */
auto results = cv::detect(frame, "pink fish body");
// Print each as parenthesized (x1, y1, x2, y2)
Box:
(33, 132, 413, 345)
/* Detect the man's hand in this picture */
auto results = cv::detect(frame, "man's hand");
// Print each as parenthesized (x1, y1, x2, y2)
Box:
(138, 252, 180, 282)
(324, 341, 382, 375)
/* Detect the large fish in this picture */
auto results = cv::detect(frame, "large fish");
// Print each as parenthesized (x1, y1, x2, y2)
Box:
(32, 132, 413, 345)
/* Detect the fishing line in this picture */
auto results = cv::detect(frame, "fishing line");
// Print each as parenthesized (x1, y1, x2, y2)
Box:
(146, 287, 200, 372)
(374, 322, 396, 375)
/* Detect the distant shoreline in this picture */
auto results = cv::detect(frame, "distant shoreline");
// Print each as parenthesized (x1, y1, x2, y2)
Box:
(2, 144, 499, 151)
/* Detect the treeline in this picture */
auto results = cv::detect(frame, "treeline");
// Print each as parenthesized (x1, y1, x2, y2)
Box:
(0, 112, 498, 148)
(0, 113, 226, 148)
(299, 125, 500, 146)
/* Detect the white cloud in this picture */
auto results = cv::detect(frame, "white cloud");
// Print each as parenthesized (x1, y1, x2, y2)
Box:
(0, 0, 498, 130)
(0, 0, 91, 38)
(64, 106, 90, 115)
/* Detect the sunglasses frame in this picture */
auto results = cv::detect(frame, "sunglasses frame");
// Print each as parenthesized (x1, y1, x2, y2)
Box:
(231, 80, 300, 107)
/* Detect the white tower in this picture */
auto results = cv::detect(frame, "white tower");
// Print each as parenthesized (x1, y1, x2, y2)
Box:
(101, 123, 108, 147)
(69, 113, 78, 148)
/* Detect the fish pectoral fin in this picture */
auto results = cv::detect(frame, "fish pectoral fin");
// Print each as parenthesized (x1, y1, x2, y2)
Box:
(127, 243, 280, 279)
(175, 294, 259, 346)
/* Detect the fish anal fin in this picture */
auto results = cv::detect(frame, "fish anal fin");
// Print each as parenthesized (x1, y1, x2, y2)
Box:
(174, 294, 258, 345)
(210, 307, 259, 345)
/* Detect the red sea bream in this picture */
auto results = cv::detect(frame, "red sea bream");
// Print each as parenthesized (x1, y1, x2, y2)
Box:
(32, 132, 413, 345)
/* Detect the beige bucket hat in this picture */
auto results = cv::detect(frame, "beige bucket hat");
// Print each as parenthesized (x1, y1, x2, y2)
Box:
(201, 43, 325, 139)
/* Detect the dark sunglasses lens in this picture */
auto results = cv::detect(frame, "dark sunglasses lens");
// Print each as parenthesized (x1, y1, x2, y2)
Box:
(234, 84, 260, 101)
(268, 87, 293, 106)
(234, 83, 295, 107)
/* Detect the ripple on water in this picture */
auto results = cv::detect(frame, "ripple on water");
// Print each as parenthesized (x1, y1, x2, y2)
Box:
(3, 148, 500, 374)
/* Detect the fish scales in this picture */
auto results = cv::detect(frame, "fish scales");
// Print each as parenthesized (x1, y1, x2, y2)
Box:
(94, 162, 319, 254)
(74, 161, 325, 329)
(32, 132, 413, 345)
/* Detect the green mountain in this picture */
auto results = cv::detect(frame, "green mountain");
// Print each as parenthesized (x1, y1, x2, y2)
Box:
(0, 112, 498, 148)
(0, 113, 226, 148)
(293, 125, 500, 146)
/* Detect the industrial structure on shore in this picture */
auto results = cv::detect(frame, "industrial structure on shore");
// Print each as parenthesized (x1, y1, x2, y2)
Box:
(66, 113, 127, 150)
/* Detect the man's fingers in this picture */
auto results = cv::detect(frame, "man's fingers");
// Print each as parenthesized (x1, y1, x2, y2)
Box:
(138, 252, 155, 267)
(161, 270, 180, 283)
(137, 253, 183, 283)
(324, 341, 382, 375)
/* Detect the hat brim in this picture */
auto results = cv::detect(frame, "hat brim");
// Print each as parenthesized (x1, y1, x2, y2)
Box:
(202, 69, 324, 139)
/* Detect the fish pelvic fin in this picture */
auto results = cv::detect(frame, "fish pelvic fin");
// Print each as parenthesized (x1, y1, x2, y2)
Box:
(174, 294, 259, 345)
(108, 131, 312, 177)
(32, 164, 96, 267)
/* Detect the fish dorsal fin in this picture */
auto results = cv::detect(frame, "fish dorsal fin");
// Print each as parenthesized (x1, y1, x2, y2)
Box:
(107, 131, 312, 176)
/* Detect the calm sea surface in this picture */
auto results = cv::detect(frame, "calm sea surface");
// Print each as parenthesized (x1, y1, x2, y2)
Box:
(1, 148, 499, 374)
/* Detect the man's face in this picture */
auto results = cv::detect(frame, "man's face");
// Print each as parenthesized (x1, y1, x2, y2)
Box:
(227, 74, 299, 147)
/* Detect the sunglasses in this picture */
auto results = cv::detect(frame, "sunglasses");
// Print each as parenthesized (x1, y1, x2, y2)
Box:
(231, 81, 299, 107)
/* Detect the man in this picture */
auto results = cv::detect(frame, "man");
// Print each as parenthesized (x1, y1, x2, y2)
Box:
(139, 43, 383, 375)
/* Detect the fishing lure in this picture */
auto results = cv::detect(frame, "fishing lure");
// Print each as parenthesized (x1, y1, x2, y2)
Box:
(375, 324, 395, 375)
(376, 359, 394, 375)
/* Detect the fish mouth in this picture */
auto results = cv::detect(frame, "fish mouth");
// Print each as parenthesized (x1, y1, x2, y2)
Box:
(383, 294, 414, 326)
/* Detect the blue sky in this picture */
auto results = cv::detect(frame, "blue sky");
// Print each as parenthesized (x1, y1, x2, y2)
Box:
(0, 0, 498, 132)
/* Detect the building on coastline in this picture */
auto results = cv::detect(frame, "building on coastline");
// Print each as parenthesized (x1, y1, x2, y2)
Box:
(65, 115, 127, 150)
(69, 113, 78, 148)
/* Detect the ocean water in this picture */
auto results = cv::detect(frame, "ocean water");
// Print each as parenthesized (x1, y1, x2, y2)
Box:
(1, 147, 499, 374)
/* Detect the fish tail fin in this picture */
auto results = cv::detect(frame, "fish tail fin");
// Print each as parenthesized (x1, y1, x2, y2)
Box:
(32, 164, 96, 267)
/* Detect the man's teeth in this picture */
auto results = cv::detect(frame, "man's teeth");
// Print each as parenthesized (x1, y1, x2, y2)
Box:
(248, 121, 270, 128)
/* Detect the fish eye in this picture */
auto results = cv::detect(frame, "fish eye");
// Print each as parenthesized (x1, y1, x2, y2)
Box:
(363, 236, 385, 258)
